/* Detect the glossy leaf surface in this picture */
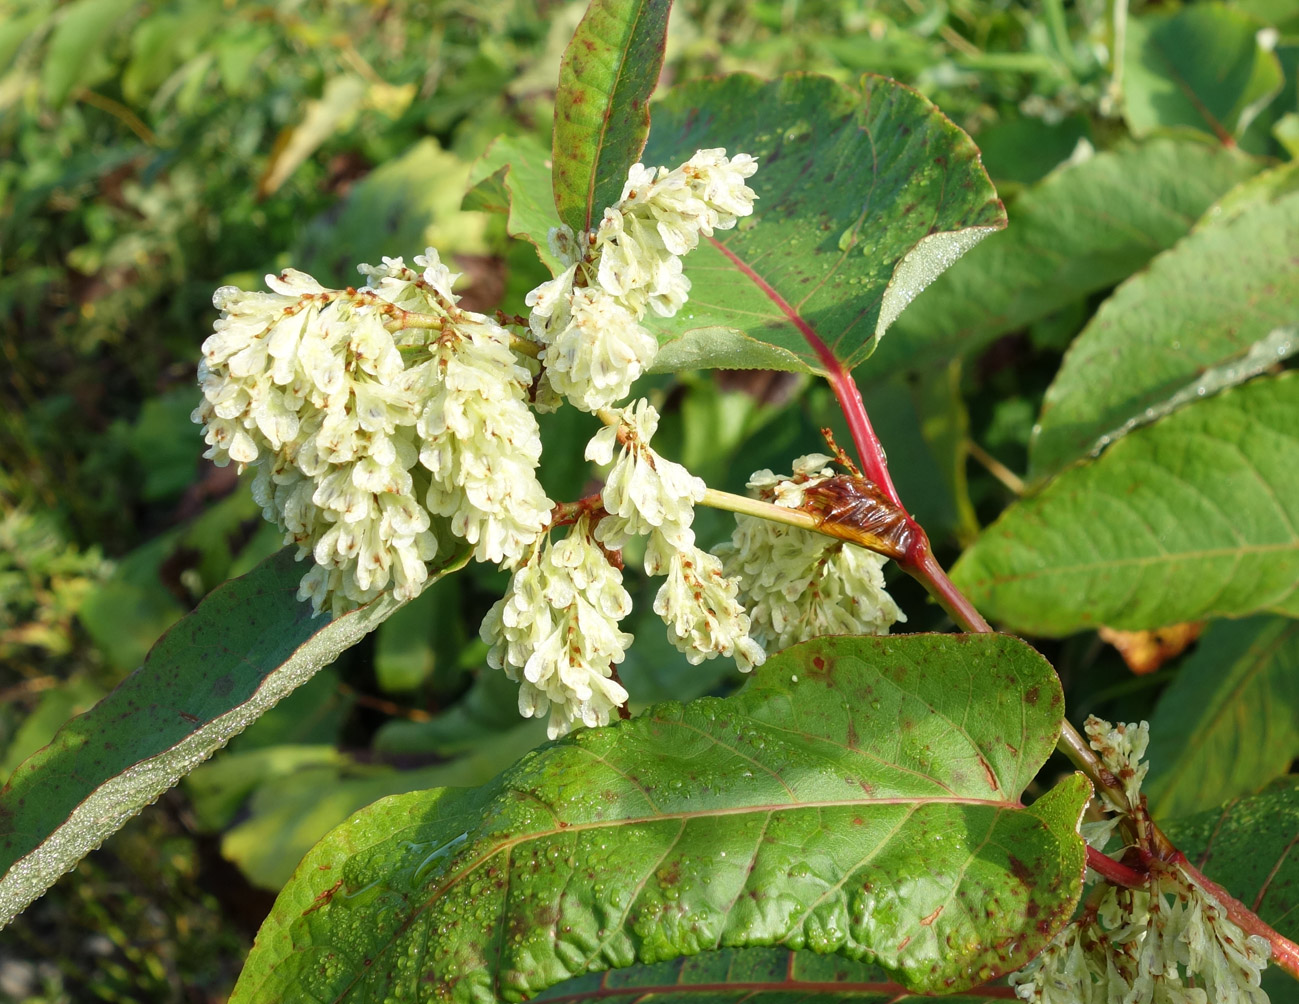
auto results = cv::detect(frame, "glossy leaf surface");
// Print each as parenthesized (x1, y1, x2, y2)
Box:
(638, 73, 1005, 375)
(873, 140, 1259, 376)
(952, 373, 1299, 636)
(552, 0, 672, 234)
(1029, 173, 1299, 480)
(1145, 616, 1299, 821)
(231, 633, 1088, 1002)
(0, 542, 469, 928)
(538, 947, 1012, 1003)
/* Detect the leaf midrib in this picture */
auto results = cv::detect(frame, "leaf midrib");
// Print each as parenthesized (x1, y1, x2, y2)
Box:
(972, 539, 1299, 586)
(580, 0, 648, 232)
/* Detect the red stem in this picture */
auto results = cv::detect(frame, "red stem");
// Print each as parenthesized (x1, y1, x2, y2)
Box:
(1085, 846, 1148, 889)
(823, 362, 903, 508)
(703, 235, 903, 505)
(908, 544, 994, 634)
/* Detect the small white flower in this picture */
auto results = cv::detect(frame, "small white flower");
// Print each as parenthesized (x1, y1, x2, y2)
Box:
(358, 248, 460, 313)
(522, 148, 758, 412)
(547, 224, 580, 267)
(481, 516, 633, 738)
(654, 543, 766, 671)
(1085, 717, 1151, 809)
(1178, 873, 1271, 1004)
(537, 286, 659, 413)
(585, 399, 705, 552)
(716, 515, 905, 652)
(407, 311, 552, 566)
(525, 264, 578, 341)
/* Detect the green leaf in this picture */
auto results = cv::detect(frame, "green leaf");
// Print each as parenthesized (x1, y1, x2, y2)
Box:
(1163, 777, 1299, 999)
(1123, 4, 1284, 145)
(0, 678, 105, 783)
(464, 133, 566, 273)
(1029, 169, 1299, 481)
(637, 73, 1005, 375)
(552, 0, 672, 234)
(231, 633, 1089, 1001)
(538, 947, 1012, 1002)
(1144, 616, 1299, 821)
(373, 573, 466, 694)
(873, 140, 1260, 377)
(952, 372, 1299, 637)
(0, 542, 470, 929)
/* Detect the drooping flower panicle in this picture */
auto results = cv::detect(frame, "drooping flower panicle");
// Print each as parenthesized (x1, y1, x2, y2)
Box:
(194, 250, 550, 615)
(480, 515, 632, 739)
(586, 399, 765, 672)
(1012, 718, 1272, 1003)
(526, 149, 758, 413)
(585, 398, 705, 555)
(715, 455, 906, 650)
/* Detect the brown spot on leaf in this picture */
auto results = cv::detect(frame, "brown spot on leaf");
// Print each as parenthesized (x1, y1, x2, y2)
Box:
(977, 753, 998, 792)
(1007, 855, 1035, 888)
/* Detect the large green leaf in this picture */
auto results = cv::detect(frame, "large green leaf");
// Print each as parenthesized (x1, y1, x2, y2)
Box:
(639, 73, 1006, 375)
(537, 947, 1012, 1002)
(1028, 171, 1299, 481)
(231, 633, 1089, 1001)
(464, 133, 566, 274)
(872, 140, 1260, 376)
(552, 0, 672, 234)
(952, 372, 1299, 637)
(1145, 616, 1299, 821)
(1164, 778, 1299, 1001)
(1123, 4, 1284, 144)
(0, 542, 470, 929)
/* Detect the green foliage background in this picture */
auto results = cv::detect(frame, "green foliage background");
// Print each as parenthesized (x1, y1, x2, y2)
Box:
(1, 0, 1297, 1000)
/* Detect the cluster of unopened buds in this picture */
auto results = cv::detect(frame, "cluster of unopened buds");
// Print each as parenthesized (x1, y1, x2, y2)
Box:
(193, 148, 907, 737)
(1010, 717, 1272, 1003)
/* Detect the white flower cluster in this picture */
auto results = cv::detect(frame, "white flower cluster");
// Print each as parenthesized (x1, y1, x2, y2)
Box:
(714, 456, 906, 651)
(1085, 715, 1151, 809)
(1010, 871, 1271, 1004)
(193, 250, 550, 616)
(586, 399, 764, 672)
(481, 515, 632, 739)
(1014, 717, 1272, 1003)
(526, 149, 758, 412)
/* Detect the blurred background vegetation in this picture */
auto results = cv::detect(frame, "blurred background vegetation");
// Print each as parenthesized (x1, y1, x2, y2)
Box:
(0, 0, 1295, 999)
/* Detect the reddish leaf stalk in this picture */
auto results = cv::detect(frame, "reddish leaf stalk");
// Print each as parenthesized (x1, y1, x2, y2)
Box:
(822, 361, 903, 508)
(1085, 845, 1148, 889)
